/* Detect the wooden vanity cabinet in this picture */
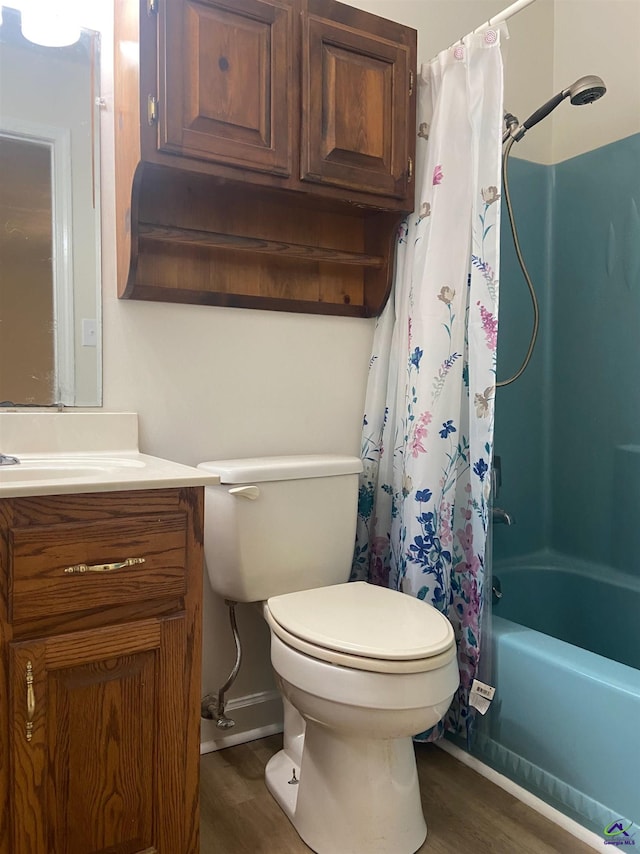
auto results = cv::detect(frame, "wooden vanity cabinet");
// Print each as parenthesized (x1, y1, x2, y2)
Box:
(0, 487, 204, 854)
(115, 0, 417, 315)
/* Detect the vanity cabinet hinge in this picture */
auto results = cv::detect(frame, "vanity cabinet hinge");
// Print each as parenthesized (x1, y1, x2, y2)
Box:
(409, 70, 414, 96)
(148, 95, 158, 125)
(408, 156, 413, 182)
(147, 0, 158, 13)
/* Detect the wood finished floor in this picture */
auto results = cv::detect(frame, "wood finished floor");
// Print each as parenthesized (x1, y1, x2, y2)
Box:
(200, 734, 595, 853)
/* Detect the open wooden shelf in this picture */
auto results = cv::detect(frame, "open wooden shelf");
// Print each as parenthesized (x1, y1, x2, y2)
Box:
(121, 164, 402, 317)
(137, 223, 387, 269)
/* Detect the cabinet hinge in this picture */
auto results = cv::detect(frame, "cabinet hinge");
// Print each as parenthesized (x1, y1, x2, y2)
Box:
(409, 70, 414, 96)
(147, 0, 158, 13)
(408, 156, 413, 182)
(147, 95, 158, 125)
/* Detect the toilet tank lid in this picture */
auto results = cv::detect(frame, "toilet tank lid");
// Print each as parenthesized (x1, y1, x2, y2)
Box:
(198, 454, 363, 484)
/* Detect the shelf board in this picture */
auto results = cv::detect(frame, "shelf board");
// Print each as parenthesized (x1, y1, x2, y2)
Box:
(138, 222, 386, 268)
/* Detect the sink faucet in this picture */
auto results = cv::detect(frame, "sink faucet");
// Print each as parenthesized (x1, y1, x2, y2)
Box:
(0, 454, 20, 466)
(492, 507, 514, 526)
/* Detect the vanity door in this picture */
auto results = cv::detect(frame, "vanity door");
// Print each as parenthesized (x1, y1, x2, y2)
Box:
(9, 613, 195, 854)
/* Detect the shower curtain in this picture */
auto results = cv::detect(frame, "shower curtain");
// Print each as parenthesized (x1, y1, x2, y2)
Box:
(351, 29, 504, 741)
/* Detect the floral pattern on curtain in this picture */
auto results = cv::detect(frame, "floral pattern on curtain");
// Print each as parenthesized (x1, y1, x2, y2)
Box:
(351, 29, 505, 741)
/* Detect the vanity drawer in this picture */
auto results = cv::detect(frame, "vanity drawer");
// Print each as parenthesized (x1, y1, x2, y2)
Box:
(9, 513, 188, 624)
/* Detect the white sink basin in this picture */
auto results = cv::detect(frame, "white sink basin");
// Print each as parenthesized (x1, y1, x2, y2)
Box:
(0, 413, 219, 498)
(0, 456, 146, 481)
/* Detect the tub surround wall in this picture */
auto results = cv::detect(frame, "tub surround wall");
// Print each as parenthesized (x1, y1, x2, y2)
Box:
(496, 133, 640, 572)
(552, 133, 640, 569)
(494, 158, 553, 560)
(612, 445, 640, 575)
(494, 554, 640, 674)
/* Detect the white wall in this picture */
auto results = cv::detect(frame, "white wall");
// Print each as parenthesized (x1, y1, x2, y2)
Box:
(552, 0, 640, 162)
(94, 0, 635, 745)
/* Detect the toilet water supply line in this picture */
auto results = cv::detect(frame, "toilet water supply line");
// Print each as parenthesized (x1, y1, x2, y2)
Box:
(201, 600, 242, 729)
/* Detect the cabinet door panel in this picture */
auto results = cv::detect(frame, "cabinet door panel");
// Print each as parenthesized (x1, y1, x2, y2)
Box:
(10, 616, 188, 854)
(302, 14, 412, 199)
(49, 652, 156, 854)
(159, 0, 293, 176)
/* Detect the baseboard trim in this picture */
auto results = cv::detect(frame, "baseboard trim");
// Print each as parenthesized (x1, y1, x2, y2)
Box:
(436, 740, 603, 851)
(201, 721, 284, 755)
(222, 688, 281, 714)
(200, 689, 283, 754)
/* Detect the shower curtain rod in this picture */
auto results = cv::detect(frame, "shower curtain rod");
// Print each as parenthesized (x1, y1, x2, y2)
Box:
(431, 0, 538, 58)
(469, 0, 537, 35)
(424, 0, 537, 67)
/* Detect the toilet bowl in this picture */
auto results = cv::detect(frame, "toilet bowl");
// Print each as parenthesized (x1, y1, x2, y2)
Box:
(262, 582, 459, 854)
(198, 456, 459, 854)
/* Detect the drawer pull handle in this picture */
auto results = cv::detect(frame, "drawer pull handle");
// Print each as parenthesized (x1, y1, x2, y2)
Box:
(26, 660, 35, 742)
(63, 557, 146, 575)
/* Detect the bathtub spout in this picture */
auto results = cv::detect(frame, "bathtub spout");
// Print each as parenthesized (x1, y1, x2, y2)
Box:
(492, 507, 514, 526)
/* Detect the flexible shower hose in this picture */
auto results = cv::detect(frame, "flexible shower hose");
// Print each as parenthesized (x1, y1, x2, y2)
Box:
(497, 136, 540, 387)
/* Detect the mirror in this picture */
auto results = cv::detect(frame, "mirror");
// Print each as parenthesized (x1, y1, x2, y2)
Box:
(0, 6, 101, 406)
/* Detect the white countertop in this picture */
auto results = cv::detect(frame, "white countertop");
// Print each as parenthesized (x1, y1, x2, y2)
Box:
(0, 411, 219, 498)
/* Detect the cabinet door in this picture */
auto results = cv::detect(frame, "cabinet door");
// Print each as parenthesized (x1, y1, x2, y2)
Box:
(158, 0, 293, 176)
(9, 614, 196, 854)
(301, 2, 415, 200)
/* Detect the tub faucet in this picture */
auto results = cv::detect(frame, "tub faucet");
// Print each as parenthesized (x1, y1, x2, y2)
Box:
(492, 507, 514, 526)
(0, 454, 20, 466)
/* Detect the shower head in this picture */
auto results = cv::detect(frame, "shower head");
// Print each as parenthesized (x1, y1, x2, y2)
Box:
(504, 75, 607, 142)
(565, 75, 607, 106)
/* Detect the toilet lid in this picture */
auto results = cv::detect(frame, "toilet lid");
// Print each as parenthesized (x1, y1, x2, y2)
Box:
(266, 581, 455, 661)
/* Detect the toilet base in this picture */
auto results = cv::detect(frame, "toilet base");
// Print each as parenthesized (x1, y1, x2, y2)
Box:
(265, 719, 427, 854)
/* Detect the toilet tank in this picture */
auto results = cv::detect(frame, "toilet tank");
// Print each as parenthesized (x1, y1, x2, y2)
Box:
(198, 455, 363, 603)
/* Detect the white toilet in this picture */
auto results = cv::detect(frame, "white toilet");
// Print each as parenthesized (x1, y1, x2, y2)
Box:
(198, 455, 459, 854)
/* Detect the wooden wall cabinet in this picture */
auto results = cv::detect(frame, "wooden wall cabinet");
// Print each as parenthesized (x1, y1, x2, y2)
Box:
(115, 0, 417, 316)
(0, 488, 204, 854)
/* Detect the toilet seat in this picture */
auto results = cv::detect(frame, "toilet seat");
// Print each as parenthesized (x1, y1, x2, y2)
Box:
(265, 581, 457, 674)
